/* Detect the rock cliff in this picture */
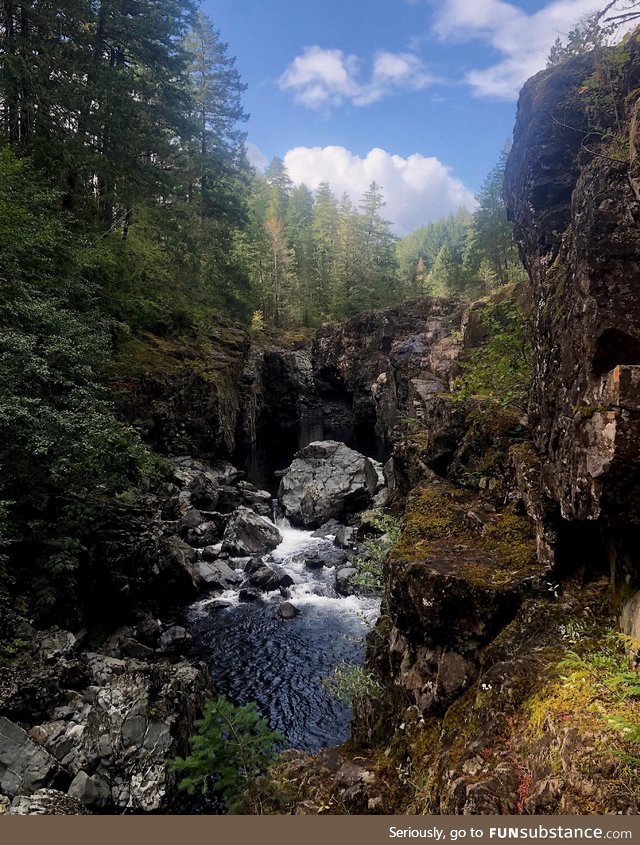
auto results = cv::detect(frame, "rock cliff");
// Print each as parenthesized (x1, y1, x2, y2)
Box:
(258, 37, 640, 817)
(504, 37, 640, 617)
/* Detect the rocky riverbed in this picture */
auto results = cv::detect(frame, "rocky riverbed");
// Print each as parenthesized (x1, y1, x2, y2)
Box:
(0, 439, 386, 814)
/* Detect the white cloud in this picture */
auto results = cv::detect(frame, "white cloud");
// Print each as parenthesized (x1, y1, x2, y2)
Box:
(279, 46, 435, 110)
(246, 141, 267, 173)
(432, 0, 611, 99)
(283, 145, 476, 234)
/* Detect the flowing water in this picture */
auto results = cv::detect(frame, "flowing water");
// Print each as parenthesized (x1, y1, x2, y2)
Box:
(186, 517, 380, 751)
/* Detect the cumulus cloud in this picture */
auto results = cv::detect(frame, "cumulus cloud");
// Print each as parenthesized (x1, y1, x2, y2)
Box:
(283, 146, 476, 234)
(432, 0, 610, 99)
(279, 46, 435, 110)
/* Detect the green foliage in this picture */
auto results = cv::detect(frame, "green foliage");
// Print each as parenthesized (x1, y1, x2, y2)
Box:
(245, 170, 401, 326)
(396, 147, 526, 301)
(578, 33, 637, 161)
(323, 661, 383, 707)
(397, 209, 473, 297)
(547, 4, 640, 67)
(454, 296, 532, 415)
(547, 12, 611, 65)
(537, 629, 640, 758)
(169, 696, 282, 813)
(463, 144, 526, 289)
(0, 149, 147, 495)
(352, 512, 402, 592)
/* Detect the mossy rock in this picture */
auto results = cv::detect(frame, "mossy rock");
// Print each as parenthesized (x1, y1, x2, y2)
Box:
(392, 482, 539, 585)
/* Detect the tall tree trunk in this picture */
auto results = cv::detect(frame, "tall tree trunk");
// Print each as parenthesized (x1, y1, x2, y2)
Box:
(3, 0, 18, 143)
(18, 1, 28, 144)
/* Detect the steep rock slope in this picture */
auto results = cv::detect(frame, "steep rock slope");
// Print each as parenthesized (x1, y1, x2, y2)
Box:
(504, 38, 640, 614)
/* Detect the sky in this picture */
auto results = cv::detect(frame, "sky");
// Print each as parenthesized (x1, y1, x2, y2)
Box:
(201, 0, 611, 233)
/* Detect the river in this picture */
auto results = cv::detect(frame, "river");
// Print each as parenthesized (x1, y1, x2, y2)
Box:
(185, 517, 380, 751)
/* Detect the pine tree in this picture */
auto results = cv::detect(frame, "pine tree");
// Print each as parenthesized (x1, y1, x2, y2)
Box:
(464, 144, 522, 287)
(312, 182, 339, 320)
(184, 11, 248, 222)
(285, 185, 315, 324)
(356, 181, 398, 309)
(169, 696, 282, 813)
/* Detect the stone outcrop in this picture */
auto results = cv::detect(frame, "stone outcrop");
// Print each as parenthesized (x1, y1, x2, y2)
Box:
(0, 634, 211, 814)
(313, 298, 463, 451)
(112, 323, 250, 459)
(504, 41, 640, 603)
(278, 441, 379, 528)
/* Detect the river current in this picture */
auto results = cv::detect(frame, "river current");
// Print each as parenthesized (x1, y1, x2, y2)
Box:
(185, 518, 380, 751)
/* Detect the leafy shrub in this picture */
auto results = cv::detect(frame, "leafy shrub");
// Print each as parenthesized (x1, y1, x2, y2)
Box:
(453, 297, 532, 415)
(323, 661, 383, 707)
(352, 511, 401, 592)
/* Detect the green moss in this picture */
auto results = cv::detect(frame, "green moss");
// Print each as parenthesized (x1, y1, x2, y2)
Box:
(111, 322, 248, 381)
(391, 484, 538, 587)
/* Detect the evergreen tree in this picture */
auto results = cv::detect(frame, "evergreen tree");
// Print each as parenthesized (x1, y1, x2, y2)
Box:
(312, 182, 339, 319)
(335, 193, 361, 316)
(355, 181, 398, 309)
(285, 184, 315, 324)
(184, 11, 248, 222)
(169, 695, 282, 813)
(464, 145, 522, 287)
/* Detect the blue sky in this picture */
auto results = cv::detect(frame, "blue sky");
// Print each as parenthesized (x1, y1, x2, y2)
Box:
(202, 0, 608, 232)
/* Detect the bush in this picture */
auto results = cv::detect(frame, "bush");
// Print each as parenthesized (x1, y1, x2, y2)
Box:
(323, 661, 383, 707)
(454, 296, 532, 415)
(352, 511, 401, 592)
(169, 695, 282, 813)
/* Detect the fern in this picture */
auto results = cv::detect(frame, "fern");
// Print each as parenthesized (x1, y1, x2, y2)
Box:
(607, 715, 640, 744)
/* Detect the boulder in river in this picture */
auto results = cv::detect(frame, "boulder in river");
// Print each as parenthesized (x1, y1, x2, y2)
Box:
(276, 602, 300, 620)
(248, 565, 284, 591)
(221, 507, 282, 556)
(335, 566, 358, 596)
(278, 441, 379, 528)
(239, 588, 261, 603)
(196, 560, 242, 590)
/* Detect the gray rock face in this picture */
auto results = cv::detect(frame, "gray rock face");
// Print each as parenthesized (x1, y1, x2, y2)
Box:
(0, 718, 62, 798)
(158, 625, 191, 653)
(26, 654, 212, 813)
(335, 567, 358, 596)
(8, 788, 88, 815)
(278, 441, 379, 528)
(221, 507, 282, 556)
(196, 560, 242, 590)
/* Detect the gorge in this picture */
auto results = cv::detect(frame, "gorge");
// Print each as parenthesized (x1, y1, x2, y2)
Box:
(2, 21, 640, 819)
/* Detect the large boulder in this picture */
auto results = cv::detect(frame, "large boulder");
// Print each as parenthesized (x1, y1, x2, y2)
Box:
(196, 560, 243, 590)
(221, 507, 282, 556)
(248, 566, 287, 592)
(0, 718, 64, 798)
(278, 441, 378, 528)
